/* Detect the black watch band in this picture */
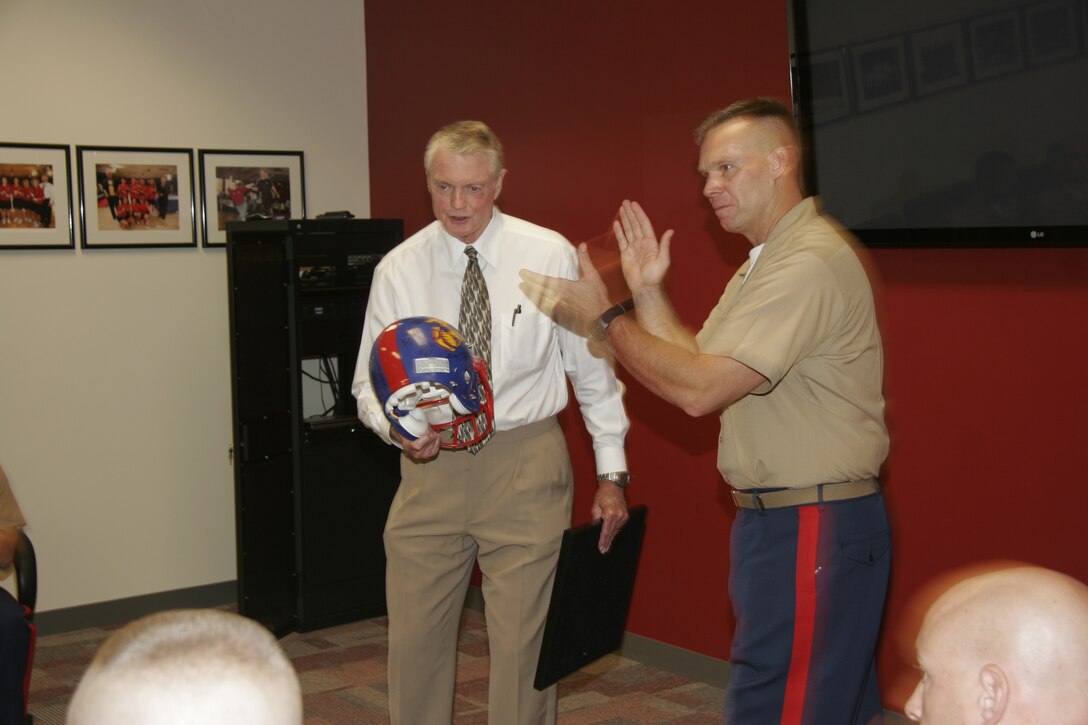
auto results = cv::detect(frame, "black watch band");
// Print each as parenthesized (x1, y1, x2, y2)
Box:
(590, 298, 634, 341)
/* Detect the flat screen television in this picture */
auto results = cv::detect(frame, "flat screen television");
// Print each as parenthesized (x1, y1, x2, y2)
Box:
(787, 0, 1088, 247)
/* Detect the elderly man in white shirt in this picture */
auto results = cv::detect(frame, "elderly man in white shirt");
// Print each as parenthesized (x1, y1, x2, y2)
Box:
(351, 120, 631, 725)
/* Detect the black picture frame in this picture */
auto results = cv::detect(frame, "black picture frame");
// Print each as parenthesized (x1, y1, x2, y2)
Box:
(796, 48, 852, 124)
(1026, 0, 1078, 66)
(910, 22, 969, 95)
(0, 142, 75, 250)
(851, 36, 911, 111)
(1084, 0, 1088, 57)
(198, 149, 306, 247)
(76, 145, 196, 249)
(969, 10, 1025, 80)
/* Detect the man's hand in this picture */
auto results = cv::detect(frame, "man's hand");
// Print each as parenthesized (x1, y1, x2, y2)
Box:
(519, 199, 675, 330)
(391, 425, 441, 461)
(613, 200, 673, 294)
(592, 482, 630, 554)
(518, 243, 612, 329)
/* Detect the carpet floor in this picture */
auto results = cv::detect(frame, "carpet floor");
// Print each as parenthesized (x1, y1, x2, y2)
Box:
(27, 608, 725, 724)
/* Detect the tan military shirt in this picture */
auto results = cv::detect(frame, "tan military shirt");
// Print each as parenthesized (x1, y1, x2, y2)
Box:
(696, 198, 889, 489)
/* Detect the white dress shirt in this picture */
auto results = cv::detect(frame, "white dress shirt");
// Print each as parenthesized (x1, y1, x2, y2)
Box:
(351, 210, 629, 474)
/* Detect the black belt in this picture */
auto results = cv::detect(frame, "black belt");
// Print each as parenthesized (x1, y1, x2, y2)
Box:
(731, 478, 879, 511)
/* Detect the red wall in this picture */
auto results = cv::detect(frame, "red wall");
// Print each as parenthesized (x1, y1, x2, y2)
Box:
(869, 246, 1088, 704)
(364, 1, 1088, 711)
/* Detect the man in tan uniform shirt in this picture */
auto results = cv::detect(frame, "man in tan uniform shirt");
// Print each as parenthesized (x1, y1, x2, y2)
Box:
(521, 97, 890, 723)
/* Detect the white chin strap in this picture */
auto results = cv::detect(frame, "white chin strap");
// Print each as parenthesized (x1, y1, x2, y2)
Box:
(388, 382, 458, 438)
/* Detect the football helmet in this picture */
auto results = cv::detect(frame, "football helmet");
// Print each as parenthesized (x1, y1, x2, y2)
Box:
(369, 317, 494, 449)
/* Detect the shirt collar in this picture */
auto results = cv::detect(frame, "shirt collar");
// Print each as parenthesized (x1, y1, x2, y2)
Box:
(764, 197, 817, 251)
(439, 208, 503, 269)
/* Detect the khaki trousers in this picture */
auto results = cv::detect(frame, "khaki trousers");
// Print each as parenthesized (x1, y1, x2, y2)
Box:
(384, 416, 572, 725)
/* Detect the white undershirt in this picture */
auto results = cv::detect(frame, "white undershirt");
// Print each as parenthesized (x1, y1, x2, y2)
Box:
(741, 243, 765, 285)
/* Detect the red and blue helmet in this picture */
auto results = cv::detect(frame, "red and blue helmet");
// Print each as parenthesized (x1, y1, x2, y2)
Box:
(369, 317, 494, 449)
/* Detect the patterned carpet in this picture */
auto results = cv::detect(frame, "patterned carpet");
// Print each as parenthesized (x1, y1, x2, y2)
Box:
(28, 608, 725, 724)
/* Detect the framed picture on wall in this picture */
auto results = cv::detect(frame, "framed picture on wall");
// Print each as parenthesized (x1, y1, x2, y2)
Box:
(1025, 0, 1078, 66)
(969, 11, 1024, 80)
(0, 142, 75, 250)
(910, 22, 969, 95)
(76, 145, 196, 249)
(796, 49, 851, 124)
(198, 149, 306, 247)
(1084, 0, 1088, 58)
(851, 36, 910, 111)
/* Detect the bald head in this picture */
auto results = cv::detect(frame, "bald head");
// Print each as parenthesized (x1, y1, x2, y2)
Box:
(66, 609, 303, 725)
(906, 566, 1088, 724)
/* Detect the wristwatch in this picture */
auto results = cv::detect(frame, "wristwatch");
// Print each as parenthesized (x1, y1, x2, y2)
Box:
(590, 298, 635, 341)
(597, 471, 631, 488)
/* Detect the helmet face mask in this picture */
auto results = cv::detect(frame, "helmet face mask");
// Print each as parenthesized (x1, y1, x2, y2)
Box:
(369, 317, 495, 450)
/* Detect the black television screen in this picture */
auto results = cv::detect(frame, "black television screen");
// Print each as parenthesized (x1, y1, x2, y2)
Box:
(788, 0, 1088, 247)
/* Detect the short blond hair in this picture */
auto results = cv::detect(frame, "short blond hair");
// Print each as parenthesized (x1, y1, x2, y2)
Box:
(424, 120, 505, 179)
(66, 609, 302, 725)
(694, 96, 800, 147)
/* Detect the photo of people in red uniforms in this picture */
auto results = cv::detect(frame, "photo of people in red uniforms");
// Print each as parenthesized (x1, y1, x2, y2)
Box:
(93, 163, 180, 231)
(0, 164, 54, 228)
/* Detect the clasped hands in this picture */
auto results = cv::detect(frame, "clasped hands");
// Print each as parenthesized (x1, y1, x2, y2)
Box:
(518, 200, 673, 330)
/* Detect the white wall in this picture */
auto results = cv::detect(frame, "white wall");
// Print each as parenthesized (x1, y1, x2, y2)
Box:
(0, 0, 370, 611)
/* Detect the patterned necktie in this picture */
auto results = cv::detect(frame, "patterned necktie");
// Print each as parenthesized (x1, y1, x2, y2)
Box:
(458, 246, 493, 453)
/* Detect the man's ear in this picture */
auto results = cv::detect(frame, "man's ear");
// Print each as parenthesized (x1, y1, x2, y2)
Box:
(768, 146, 795, 180)
(494, 168, 507, 200)
(979, 664, 1009, 724)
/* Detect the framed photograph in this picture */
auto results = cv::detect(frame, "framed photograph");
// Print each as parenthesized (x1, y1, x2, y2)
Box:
(969, 11, 1024, 80)
(76, 145, 196, 249)
(910, 23, 969, 95)
(796, 49, 851, 124)
(851, 36, 910, 111)
(1084, 0, 1088, 56)
(0, 142, 74, 250)
(1026, 0, 1078, 65)
(198, 149, 305, 247)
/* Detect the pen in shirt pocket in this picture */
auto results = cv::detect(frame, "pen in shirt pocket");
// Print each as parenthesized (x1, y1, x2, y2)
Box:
(511, 304, 522, 326)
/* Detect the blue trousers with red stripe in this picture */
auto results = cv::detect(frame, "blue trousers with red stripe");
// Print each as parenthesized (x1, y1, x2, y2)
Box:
(725, 491, 890, 725)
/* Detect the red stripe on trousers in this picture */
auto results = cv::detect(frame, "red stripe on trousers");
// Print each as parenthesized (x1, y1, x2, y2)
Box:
(781, 506, 821, 725)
